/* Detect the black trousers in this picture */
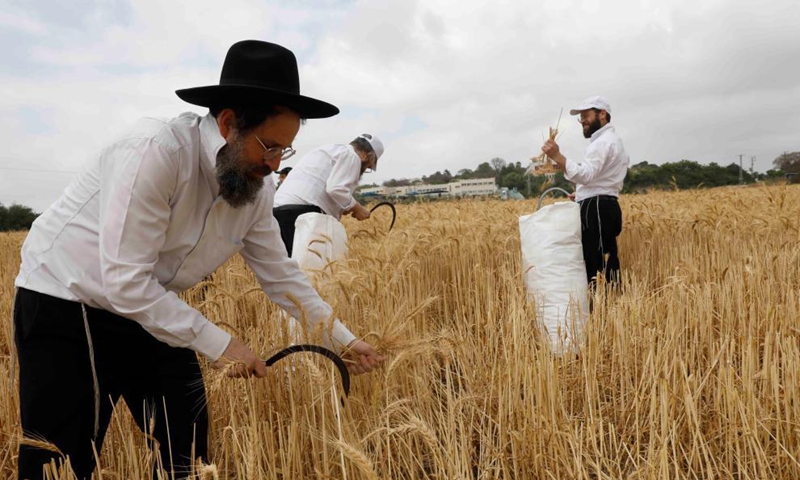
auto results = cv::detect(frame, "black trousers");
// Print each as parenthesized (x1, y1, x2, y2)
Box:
(272, 204, 323, 257)
(578, 195, 623, 285)
(13, 288, 208, 480)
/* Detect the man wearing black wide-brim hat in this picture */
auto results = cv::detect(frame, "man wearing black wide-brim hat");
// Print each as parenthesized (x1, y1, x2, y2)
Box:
(13, 40, 384, 480)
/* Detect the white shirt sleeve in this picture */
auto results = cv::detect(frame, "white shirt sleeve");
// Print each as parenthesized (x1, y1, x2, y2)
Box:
(239, 212, 357, 352)
(564, 141, 614, 185)
(325, 151, 360, 211)
(98, 137, 232, 361)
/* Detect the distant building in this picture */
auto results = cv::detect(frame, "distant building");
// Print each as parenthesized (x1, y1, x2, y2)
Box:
(407, 184, 450, 196)
(452, 178, 498, 196)
(359, 178, 499, 199)
(359, 186, 385, 197)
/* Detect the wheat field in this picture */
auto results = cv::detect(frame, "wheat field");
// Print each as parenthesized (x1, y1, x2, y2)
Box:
(1, 184, 799, 479)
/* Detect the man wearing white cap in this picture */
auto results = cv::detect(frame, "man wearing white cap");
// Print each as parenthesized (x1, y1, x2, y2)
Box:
(274, 133, 385, 256)
(541, 96, 630, 286)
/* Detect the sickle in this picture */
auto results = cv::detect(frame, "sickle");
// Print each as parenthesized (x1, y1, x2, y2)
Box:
(263, 344, 350, 403)
(369, 201, 397, 232)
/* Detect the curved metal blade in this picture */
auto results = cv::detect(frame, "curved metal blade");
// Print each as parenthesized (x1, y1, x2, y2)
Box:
(369, 201, 397, 232)
(264, 344, 351, 401)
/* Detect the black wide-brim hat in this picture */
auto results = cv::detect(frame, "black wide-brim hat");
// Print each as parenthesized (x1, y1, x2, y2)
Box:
(176, 40, 339, 119)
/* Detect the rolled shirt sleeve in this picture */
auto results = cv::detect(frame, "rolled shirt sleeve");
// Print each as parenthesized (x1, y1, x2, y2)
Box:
(98, 137, 231, 361)
(239, 212, 357, 352)
(325, 151, 361, 212)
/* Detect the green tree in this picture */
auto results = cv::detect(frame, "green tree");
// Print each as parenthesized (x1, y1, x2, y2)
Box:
(773, 152, 800, 183)
(490, 157, 506, 174)
(623, 159, 755, 193)
(773, 151, 800, 174)
(473, 162, 495, 178)
(422, 170, 453, 184)
(0, 203, 39, 231)
(499, 172, 526, 192)
(456, 168, 473, 178)
(383, 178, 413, 187)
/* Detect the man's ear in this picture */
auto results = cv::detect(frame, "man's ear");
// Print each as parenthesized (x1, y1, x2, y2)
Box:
(216, 109, 237, 141)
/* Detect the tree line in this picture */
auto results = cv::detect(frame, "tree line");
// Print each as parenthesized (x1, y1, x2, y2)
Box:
(376, 151, 800, 199)
(0, 203, 39, 232)
(3, 153, 799, 231)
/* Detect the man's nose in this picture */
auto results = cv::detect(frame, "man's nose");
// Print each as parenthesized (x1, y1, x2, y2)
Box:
(265, 155, 281, 172)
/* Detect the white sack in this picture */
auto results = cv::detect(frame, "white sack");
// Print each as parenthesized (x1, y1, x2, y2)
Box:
(285, 212, 349, 344)
(291, 212, 348, 277)
(519, 201, 589, 355)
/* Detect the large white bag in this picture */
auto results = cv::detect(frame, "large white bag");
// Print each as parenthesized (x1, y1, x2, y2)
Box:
(285, 213, 349, 345)
(291, 212, 349, 276)
(519, 200, 589, 355)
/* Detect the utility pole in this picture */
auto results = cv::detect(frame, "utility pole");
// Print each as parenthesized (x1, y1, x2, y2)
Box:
(750, 156, 756, 176)
(739, 154, 744, 185)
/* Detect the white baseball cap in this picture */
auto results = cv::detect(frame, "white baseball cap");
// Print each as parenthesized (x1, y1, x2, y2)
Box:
(358, 133, 384, 161)
(569, 96, 612, 116)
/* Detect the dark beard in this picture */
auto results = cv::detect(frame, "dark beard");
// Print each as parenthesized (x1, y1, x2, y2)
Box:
(216, 134, 265, 208)
(582, 118, 603, 138)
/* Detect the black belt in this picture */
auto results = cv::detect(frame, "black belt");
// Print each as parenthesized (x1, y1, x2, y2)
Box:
(580, 195, 618, 203)
(273, 204, 323, 214)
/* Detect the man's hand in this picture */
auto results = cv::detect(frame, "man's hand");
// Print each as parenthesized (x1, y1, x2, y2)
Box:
(347, 203, 371, 221)
(542, 139, 567, 170)
(343, 339, 385, 375)
(568, 192, 576, 201)
(211, 337, 269, 378)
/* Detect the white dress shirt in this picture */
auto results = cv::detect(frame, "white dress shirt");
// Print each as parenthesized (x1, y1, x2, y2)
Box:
(274, 144, 361, 219)
(15, 112, 356, 361)
(564, 123, 630, 202)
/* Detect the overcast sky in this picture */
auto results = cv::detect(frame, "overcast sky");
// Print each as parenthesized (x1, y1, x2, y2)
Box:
(1, 0, 798, 211)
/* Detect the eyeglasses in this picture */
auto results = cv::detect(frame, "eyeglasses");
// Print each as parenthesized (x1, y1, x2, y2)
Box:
(254, 135, 296, 161)
(578, 109, 600, 124)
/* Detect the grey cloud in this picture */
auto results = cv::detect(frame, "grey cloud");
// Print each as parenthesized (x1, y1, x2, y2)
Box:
(2, 0, 799, 210)
(7, 0, 132, 31)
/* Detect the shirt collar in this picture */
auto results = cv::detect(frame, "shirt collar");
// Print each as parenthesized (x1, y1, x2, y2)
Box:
(200, 113, 227, 167)
(590, 122, 614, 143)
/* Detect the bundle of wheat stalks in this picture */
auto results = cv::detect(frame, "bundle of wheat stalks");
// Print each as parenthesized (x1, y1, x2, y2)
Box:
(530, 110, 563, 176)
(530, 126, 560, 176)
(1, 184, 800, 479)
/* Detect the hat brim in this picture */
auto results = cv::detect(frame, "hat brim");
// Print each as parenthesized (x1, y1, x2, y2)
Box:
(570, 105, 610, 115)
(175, 84, 339, 119)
